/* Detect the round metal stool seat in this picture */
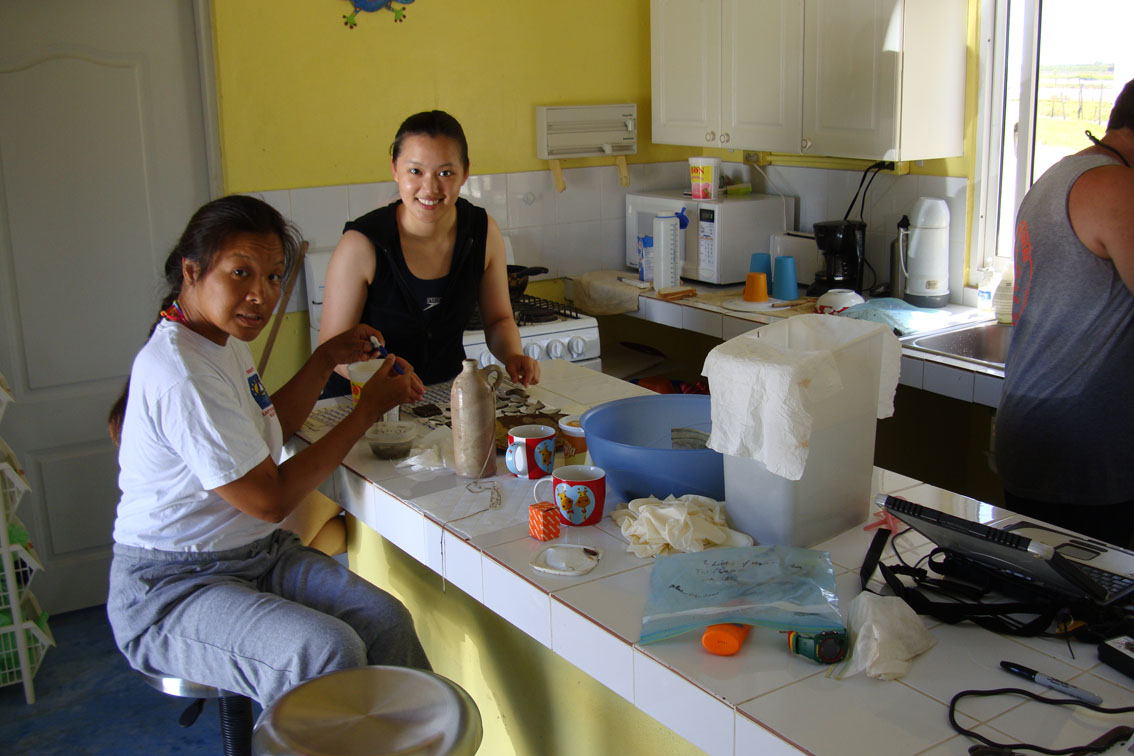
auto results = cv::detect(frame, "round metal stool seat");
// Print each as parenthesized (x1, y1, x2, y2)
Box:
(138, 670, 254, 756)
(139, 670, 242, 699)
(252, 666, 482, 756)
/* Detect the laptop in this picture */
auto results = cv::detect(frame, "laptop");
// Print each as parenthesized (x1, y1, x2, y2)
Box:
(877, 494, 1134, 606)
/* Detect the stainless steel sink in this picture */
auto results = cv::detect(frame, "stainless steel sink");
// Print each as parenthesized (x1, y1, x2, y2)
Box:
(903, 321, 1012, 369)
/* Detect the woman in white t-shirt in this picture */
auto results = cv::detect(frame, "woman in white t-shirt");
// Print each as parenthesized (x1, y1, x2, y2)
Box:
(106, 195, 430, 707)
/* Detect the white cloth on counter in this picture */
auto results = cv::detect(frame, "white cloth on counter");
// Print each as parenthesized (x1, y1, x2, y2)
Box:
(611, 494, 754, 558)
(569, 270, 644, 315)
(395, 427, 454, 472)
(837, 592, 936, 681)
(702, 314, 900, 480)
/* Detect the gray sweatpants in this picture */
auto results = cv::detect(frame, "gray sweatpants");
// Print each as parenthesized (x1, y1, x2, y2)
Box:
(107, 529, 430, 707)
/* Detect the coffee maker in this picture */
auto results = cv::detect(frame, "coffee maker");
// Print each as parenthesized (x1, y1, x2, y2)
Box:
(807, 220, 866, 295)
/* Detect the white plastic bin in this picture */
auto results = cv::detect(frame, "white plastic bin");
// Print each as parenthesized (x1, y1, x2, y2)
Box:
(717, 317, 888, 547)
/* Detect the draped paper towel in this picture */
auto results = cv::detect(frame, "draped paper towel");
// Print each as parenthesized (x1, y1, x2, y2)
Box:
(703, 314, 900, 480)
(570, 270, 643, 315)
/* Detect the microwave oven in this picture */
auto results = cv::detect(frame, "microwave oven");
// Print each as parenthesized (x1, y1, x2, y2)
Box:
(625, 189, 796, 285)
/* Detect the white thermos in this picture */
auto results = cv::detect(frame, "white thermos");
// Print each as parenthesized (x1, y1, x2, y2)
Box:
(900, 197, 950, 308)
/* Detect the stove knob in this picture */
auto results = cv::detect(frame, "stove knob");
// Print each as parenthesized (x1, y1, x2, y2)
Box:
(546, 339, 566, 359)
(524, 343, 544, 360)
(568, 336, 587, 358)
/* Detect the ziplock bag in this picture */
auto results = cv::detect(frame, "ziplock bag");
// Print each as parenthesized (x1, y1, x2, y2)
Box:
(639, 545, 845, 644)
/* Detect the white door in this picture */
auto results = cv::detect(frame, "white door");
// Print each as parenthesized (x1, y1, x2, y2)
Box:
(0, 1, 214, 613)
(650, 0, 722, 147)
(720, 0, 803, 153)
(802, 0, 901, 159)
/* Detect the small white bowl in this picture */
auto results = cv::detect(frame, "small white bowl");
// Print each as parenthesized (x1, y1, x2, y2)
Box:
(815, 288, 865, 315)
(365, 421, 418, 459)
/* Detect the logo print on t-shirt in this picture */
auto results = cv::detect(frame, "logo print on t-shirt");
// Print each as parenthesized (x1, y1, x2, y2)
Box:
(424, 296, 442, 311)
(247, 373, 272, 412)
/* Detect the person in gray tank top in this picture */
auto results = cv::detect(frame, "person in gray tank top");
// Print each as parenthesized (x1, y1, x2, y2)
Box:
(994, 78, 1134, 547)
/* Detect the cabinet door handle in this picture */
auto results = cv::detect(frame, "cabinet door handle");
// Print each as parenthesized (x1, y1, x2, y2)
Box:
(705, 131, 716, 142)
(720, 133, 730, 144)
(800, 138, 813, 151)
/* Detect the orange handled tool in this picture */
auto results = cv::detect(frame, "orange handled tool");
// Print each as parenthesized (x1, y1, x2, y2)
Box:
(701, 623, 751, 656)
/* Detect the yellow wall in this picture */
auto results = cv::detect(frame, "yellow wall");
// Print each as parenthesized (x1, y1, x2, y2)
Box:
(211, 0, 695, 192)
(211, 0, 979, 193)
(348, 518, 708, 756)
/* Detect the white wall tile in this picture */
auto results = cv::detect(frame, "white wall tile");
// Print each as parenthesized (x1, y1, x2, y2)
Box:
(761, 166, 825, 232)
(599, 164, 631, 220)
(923, 361, 974, 402)
(347, 181, 397, 219)
(899, 355, 925, 388)
(461, 174, 509, 228)
(824, 169, 862, 223)
(627, 161, 688, 192)
(550, 598, 635, 702)
(506, 225, 556, 272)
(555, 166, 603, 224)
(440, 529, 484, 601)
(599, 217, 628, 271)
(506, 170, 557, 229)
(256, 189, 291, 220)
(554, 221, 604, 277)
(290, 185, 350, 247)
(633, 650, 735, 756)
(481, 557, 552, 647)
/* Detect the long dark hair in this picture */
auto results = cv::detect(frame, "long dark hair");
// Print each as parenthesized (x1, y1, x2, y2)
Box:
(390, 110, 470, 169)
(107, 195, 301, 445)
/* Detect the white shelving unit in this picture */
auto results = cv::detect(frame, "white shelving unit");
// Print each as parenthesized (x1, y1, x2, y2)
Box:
(0, 372, 53, 704)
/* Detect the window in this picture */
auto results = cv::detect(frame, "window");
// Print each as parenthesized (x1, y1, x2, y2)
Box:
(973, 0, 1134, 277)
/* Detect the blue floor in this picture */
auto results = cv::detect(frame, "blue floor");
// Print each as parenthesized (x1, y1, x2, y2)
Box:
(0, 605, 255, 755)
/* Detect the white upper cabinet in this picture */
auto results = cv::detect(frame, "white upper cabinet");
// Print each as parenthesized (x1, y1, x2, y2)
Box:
(652, 0, 803, 151)
(651, 0, 966, 161)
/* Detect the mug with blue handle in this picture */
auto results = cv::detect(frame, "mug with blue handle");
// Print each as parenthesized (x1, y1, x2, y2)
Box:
(506, 424, 556, 479)
(533, 465, 606, 527)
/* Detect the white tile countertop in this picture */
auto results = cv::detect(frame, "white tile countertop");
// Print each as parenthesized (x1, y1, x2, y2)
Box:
(297, 360, 1133, 756)
(601, 280, 1006, 406)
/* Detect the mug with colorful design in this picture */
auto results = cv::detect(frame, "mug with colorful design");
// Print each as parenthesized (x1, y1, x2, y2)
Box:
(533, 465, 606, 527)
(505, 424, 556, 479)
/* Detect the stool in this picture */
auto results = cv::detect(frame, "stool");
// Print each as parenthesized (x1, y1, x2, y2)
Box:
(139, 670, 254, 756)
(252, 665, 482, 756)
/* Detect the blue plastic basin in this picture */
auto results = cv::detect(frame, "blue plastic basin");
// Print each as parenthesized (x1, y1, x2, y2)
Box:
(580, 394, 724, 504)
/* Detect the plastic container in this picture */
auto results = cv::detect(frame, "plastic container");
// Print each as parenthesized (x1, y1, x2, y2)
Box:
(994, 276, 1014, 324)
(365, 421, 418, 459)
(652, 214, 682, 290)
(557, 415, 588, 465)
(689, 157, 721, 200)
(719, 318, 887, 547)
(347, 359, 382, 405)
(976, 268, 1001, 314)
(580, 395, 724, 504)
(637, 235, 654, 283)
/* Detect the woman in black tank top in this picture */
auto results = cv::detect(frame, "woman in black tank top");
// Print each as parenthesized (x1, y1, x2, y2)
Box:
(319, 111, 540, 390)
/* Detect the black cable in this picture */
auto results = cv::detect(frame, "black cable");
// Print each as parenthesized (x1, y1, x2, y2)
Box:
(949, 687, 1134, 754)
(843, 160, 889, 220)
(858, 163, 886, 222)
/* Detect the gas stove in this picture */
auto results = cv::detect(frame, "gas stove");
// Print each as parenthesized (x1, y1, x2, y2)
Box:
(304, 249, 601, 371)
(463, 295, 601, 371)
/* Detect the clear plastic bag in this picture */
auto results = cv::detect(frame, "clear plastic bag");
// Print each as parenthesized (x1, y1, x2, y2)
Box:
(639, 545, 845, 644)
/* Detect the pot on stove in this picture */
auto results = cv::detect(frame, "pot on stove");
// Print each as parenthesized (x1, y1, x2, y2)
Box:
(507, 265, 549, 298)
